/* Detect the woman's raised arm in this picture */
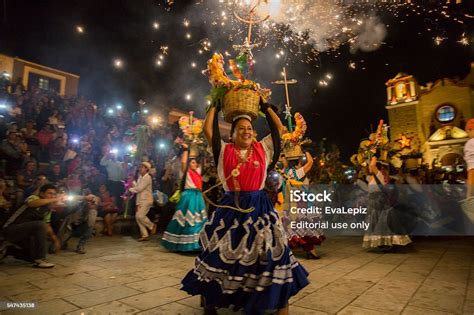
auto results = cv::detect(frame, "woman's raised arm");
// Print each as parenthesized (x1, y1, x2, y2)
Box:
(203, 107, 216, 145)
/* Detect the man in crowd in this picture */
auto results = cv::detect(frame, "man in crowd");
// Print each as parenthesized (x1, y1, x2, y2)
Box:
(0, 130, 27, 175)
(59, 193, 99, 254)
(1, 184, 64, 268)
(100, 151, 125, 208)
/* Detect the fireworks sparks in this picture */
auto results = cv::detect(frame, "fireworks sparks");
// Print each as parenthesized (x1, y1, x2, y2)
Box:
(195, 0, 470, 68)
(160, 46, 169, 55)
(113, 58, 123, 69)
(458, 34, 469, 45)
(200, 39, 212, 51)
(318, 73, 333, 87)
(83, 1, 470, 89)
(434, 36, 445, 45)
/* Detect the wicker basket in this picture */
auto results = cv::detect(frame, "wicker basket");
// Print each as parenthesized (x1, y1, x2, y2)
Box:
(460, 197, 474, 223)
(189, 143, 200, 158)
(222, 88, 260, 123)
(379, 150, 388, 162)
(404, 158, 420, 170)
(284, 144, 303, 160)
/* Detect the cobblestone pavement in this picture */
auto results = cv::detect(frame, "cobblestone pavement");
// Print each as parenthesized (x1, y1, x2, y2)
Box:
(0, 235, 473, 314)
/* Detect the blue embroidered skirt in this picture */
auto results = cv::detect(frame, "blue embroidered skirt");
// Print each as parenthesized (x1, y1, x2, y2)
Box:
(162, 189, 207, 252)
(181, 190, 309, 314)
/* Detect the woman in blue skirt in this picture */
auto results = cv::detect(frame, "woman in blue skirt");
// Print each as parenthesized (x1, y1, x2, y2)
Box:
(181, 102, 309, 315)
(162, 143, 207, 251)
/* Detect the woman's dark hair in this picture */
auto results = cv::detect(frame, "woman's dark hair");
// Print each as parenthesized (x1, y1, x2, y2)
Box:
(211, 106, 281, 171)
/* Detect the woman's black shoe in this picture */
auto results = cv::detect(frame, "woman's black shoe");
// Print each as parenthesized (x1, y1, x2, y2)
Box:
(201, 296, 217, 315)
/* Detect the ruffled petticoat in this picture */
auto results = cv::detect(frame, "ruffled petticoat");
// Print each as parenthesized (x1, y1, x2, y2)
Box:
(181, 190, 309, 314)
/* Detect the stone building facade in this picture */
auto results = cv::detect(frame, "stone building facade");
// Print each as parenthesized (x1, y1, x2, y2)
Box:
(386, 63, 474, 169)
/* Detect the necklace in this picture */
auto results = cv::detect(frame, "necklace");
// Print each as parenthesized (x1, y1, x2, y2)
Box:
(234, 144, 253, 164)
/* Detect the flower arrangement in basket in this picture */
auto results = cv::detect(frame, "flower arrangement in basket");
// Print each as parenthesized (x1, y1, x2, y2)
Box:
(282, 112, 311, 160)
(206, 53, 271, 123)
(178, 111, 203, 140)
(178, 111, 204, 157)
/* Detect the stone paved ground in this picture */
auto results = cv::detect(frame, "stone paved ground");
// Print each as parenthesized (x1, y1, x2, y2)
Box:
(0, 235, 473, 315)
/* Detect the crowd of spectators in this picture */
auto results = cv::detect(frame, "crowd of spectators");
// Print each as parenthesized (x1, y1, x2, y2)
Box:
(0, 78, 216, 265)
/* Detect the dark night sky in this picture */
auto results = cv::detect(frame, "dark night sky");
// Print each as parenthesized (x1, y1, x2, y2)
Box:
(1, 0, 473, 160)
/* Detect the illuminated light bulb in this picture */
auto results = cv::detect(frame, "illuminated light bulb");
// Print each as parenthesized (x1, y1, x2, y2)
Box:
(275, 53, 280, 59)
(159, 54, 164, 60)
(326, 73, 333, 80)
(156, 60, 163, 66)
(186, 33, 192, 39)
(151, 117, 159, 124)
(153, 22, 159, 29)
(185, 94, 192, 101)
(108, 108, 114, 115)
(76, 25, 84, 33)
(191, 62, 196, 68)
(143, 109, 149, 114)
(183, 19, 190, 27)
(116, 104, 122, 110)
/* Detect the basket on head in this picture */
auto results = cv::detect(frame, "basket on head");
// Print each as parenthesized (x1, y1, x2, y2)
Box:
(284, 144, 303, 160)
(404, 158, 420, 170)
(223, 88, 260, 123)
(189, 143, 200, 158)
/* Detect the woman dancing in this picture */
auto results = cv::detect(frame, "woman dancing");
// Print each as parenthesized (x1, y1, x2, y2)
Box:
(181, 102, 309, 315)
(162, 143, 207, 251)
